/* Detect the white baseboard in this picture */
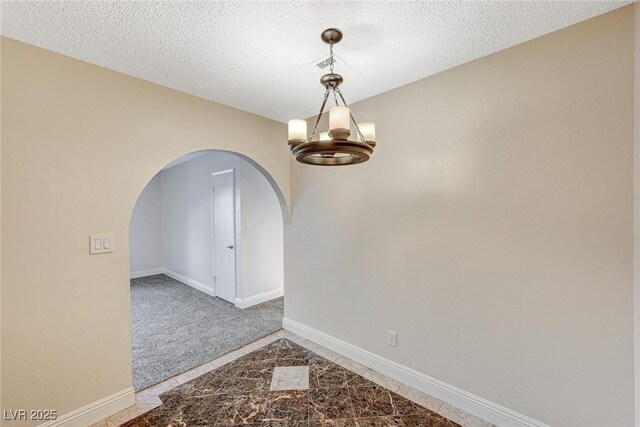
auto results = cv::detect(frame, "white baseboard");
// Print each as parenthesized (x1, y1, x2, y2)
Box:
(39, 386, 134, 427)
(163, 269, 216, 298)
(235, 288, 283, 309)
(129, 268, 164, 279)
(283, 318, 548, 427)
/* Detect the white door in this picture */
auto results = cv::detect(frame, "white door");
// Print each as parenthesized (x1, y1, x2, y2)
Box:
(212, 169, 237, 303)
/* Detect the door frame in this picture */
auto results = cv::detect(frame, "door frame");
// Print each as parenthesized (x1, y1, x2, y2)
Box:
(211, 168, 242, 304)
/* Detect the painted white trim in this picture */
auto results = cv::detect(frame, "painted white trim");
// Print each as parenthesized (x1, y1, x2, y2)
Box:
(234, 168, 243, 309)
(163, 268, 216, 298)
(283, 318, 549, 427)
(129, 268, 164, 279)
(235, 288, 283, 309)
(38, 387, 134, 427)
(130, 268, 217, 297)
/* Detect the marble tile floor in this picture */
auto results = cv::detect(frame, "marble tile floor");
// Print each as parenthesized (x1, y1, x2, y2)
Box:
(91, 330, 493, 427)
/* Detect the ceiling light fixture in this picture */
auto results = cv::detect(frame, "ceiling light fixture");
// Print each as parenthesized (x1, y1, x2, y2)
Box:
(288, 28, 376, 166)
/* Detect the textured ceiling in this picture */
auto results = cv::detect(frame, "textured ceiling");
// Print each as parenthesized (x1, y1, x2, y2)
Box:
(0, 1, 631, 123)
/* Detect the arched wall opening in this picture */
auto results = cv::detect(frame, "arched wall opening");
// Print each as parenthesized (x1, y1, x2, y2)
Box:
(130, 149, 290, 225)
(128, 149, 287, 390)
(1, 37, 292, 423)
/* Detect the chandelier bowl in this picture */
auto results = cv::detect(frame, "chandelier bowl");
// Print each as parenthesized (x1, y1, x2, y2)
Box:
(292, 139, 374, 166)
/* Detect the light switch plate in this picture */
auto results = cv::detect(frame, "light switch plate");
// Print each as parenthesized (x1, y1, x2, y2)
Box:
(90, 234, 114, 254)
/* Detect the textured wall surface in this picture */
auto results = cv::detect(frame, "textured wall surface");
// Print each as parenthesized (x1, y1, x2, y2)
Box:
(0, 37, 288, 426)
(160, 152, 241, 290)
(148, 151, 284, 298)
(238, 156, 285, 300)
(286, 7, 635, 426)
(129, 174, 163, 273)
(635, 6, 640, 425)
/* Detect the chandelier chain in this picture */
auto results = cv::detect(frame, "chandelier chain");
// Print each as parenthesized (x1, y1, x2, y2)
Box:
(329, 39, 364, 141)
(308, 39, 365, 142)
(332, 88, 339, 106)
(329, 41, 335, 73)
(309, 87, 331, 142)
(335, 88, 365, 142)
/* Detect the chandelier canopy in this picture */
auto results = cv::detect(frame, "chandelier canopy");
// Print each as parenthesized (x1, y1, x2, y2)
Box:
(288, 28, 376, 166)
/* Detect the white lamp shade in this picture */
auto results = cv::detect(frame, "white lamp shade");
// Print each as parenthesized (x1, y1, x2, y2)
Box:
(319, 131, 331, 141)
(359, 122, 376, 142)
(288, 119, 307, 141)
(329, 106, 350, 131)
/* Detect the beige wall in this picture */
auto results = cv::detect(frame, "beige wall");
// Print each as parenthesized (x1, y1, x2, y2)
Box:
(286, 6, 635, 426)
(0, 37, 289, 425)
(1, 6, 637, 426)
(634, 4, 640, 426)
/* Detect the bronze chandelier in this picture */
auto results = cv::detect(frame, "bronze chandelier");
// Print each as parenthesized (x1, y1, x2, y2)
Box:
(288, 28, 377, 166)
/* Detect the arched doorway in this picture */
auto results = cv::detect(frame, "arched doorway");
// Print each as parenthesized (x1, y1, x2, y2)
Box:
(128, 150, 287, 391)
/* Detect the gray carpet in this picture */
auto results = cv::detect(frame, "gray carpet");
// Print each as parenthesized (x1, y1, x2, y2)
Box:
(130, 274, 284, 391)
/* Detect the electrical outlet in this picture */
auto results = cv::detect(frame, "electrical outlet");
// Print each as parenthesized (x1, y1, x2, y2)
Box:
(387, 330, 397, 347)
